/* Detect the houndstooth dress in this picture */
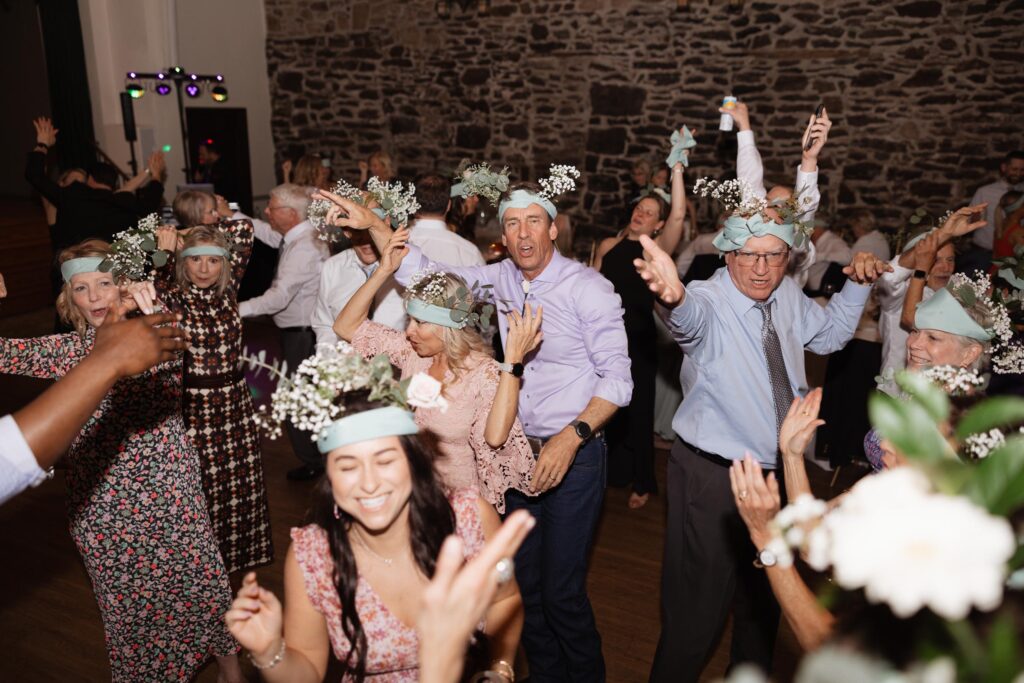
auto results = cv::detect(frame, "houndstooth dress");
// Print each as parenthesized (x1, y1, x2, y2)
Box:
(155, 218, 272, 573)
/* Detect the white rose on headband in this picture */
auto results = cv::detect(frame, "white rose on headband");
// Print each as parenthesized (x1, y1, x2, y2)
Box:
(406, 373, 449, 412)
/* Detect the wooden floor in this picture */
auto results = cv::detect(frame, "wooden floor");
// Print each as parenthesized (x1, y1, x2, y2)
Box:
(0, 310, 860, 682)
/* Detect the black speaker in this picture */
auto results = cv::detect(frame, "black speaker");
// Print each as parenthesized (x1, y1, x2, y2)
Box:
(119, 91, 137, 143)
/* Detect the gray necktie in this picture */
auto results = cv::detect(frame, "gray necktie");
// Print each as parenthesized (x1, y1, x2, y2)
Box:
(755, 301, 793, 435)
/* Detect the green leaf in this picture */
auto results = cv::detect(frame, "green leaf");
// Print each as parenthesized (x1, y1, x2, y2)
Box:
(957, 285, 976, 306)
(868, 392, 955, 465)
(140, 237, 156, 251)
(960, 435, 1024, 515)
(910, 215, 921, 224)
(894, 370, 950, 422)
(152, 250, 168, 268)
(986, 611, 1022, 683)
(955, 397, 1024, 440)
(97, 259, 113, 273)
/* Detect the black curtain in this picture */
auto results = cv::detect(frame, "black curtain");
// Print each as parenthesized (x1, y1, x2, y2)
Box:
(36, 0, 95, 170)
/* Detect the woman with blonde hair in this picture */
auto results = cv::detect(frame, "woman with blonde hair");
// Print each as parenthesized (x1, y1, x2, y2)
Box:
(128, 215, 273, 574)
(283, 154, 331, 190)
(0, 240, 242, 682)
(333, 228, 539, 512)
(359, 149, 397, 187)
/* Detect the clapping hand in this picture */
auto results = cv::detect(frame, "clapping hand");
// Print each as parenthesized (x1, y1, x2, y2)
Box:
(504, 304, 543, 364)
(843, 251, 892, 284)
(33, 117, 58, 147)
(634, 234, 684, 305)
(779, 389, 825, 461)
(224, 572, 285, 668)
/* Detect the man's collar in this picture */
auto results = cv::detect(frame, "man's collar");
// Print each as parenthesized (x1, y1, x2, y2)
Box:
(283, 220, 313, 244)
(721, 267, 778, 316)
(411, 217, 449, 231)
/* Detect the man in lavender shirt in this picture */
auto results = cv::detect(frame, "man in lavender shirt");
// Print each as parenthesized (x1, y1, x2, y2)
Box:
(320, 180, 632, 682)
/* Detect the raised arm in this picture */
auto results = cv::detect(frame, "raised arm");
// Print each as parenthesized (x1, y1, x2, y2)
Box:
(655, 161, 688, 256)
(333, 228, 408, 342)
(795, 108, 831, 221)
(24, 117, 61, 205)
(777, 390, 824, 501)
(726, 102, 767, 200)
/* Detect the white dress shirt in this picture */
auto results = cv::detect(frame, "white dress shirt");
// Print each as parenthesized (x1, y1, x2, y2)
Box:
(806, 230, 853, 291)
(0, 415, 46, 506)
(736, 129, 821, 221)
(970, 179, 1024, 249)
(408, 217, 486, 268)
(312, 250, 407, 349)
(875, 255, 935, 395)
(239, 218, 328, 328)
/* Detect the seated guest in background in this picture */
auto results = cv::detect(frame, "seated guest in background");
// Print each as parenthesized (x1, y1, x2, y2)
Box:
(964, 150, 1024, 274)
(283, 153, 332, 190)
(311, 226, 406, 350)
(224, 366, 524, 682)
(239, 183, 329, 481)
(848, 208, 890, 261)
(25, 117, 166, 246)
(634, 200, 889, 681)
(408, 173, 486, 267)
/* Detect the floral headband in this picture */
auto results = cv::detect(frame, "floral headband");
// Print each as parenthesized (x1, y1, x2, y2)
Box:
(308, 176, 421, 241)
(694, 178, 815, 250)
(244, 345, 447, 453)
(450, 161, 511, 206)
(497, 164, 581, 222)
(936, 272, 1021, 375)
(405, 269, 497, 332)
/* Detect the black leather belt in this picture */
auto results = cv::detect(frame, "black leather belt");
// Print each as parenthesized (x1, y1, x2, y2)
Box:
(681, 439, 741, 469)
(280, 326, 312, 333)
(184, 368, 245, 389)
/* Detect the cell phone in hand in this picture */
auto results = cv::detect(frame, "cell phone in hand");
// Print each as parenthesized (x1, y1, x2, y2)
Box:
(804, 103, 826, 151)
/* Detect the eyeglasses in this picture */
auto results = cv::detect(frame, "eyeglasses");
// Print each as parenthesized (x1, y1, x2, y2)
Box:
(734, 250, 789, 267)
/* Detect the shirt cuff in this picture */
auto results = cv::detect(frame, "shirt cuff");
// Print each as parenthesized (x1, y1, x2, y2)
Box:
(886, 255, 913, 284)
(1, 415, 46, 487)
(594, 376, 633, 408)
(238, 301, 253, 318)
(667, 291, 700, 331)
(736, 129, 755, 148)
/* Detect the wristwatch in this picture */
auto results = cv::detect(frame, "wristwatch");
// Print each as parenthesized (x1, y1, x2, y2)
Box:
(497, 361, 524, 378)
(570, 419, 593, 441)
(753, 547, 778, 569)
(912, 269, 927, 280)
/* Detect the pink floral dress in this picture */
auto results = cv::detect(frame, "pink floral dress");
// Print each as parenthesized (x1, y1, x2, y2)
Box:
(351, 320, 535, 512)
(290, 489, 485, 681)
(0, 330, 237, 681)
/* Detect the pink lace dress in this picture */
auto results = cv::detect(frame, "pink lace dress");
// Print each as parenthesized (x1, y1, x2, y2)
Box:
(290, 489, 485, 681)
(351, 320, 535, 512)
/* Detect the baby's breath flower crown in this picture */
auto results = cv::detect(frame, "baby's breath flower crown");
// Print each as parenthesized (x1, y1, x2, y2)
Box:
(308, 176, 421, 242)
(945, 271, 1022, 374)
(692, 177, 815, 247)
(99, 213, 169, 280)
(537, 164, 581, 202)
(451, 160, 510, 207)
(242, 345, 412, 442)
(406, 269, 498, 332)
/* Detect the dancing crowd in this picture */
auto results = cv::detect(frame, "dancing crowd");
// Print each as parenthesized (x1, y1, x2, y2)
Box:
(1, 97, 1022, 683)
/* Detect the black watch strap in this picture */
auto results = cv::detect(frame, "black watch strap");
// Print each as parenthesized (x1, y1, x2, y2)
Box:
(912, 269, 927, 280)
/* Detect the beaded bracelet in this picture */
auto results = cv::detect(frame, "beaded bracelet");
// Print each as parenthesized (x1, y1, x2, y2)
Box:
(248, 639, 286, 670)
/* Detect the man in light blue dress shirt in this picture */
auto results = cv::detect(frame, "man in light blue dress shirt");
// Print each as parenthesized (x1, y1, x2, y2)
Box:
(635, 214, 890, 682)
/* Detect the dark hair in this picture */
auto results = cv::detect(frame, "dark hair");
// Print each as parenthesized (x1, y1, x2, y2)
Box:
(1004, 151, 1024, 163)
(448, 194, 478, 240)
(86, 162, 119, 189)
(635, 193, 670, 222)
(311, 391, 455, 682)
(414, 173, 452, 215)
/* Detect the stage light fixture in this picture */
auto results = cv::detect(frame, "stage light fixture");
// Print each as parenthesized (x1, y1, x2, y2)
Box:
(185, 82, 201, 98)
(155, 82, 172, 96)
(211, 85, 229, 102)
(126, 82, 146, 99)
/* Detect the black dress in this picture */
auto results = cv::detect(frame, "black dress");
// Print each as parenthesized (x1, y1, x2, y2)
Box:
(599, 237, 658, 495)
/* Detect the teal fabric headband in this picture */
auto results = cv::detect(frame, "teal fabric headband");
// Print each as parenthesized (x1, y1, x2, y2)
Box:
(450, 182, 466, 198)
(371, 207, 387, 220)
(914, 287, 994, 342)
(665, 125, 696, 168)
(498, 190, 557, 222)
(712, 214, 797, 252)
(902, 228, 935, 254)
(61, 256, 105, 283)
(180, 245, 229, 259)
(317, 406, 420, 454)
(633, 186, 671, 206)
(406, 298, 468, 329)
(998, 267, 1024, 291)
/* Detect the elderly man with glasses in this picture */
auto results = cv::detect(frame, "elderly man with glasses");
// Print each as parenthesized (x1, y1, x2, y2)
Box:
(634, 210, 889, 682)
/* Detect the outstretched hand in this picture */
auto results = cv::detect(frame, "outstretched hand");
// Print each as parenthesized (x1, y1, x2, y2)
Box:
(843, 251, 892, 284)
(224, 572, 285, 667)
(92, 309, 187, 377)
(316, 189, 389, 232)
(779, 389, 826, 461)
(634, 234, 684, 305)
(33, 117, 58, 147)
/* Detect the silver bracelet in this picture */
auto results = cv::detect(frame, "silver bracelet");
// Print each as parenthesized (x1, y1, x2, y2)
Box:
(248, 638, 286, 670)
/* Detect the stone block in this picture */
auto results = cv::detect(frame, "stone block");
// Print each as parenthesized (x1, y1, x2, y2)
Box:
(456, 125, 491, 149)
(590, 84, 647, 117)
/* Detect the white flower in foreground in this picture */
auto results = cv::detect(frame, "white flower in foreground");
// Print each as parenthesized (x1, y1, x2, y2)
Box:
(406, 373, 449, 412)
(817, 468, 1014, 620)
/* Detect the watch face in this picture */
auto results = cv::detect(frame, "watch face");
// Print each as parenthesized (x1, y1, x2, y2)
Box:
(759, 549, 777, 567)
(574, 421, 592, 439)
(512, 363, 524, 378)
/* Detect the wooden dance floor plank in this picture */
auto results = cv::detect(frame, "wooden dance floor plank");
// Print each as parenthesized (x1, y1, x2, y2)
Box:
(0, 315, 846, 681)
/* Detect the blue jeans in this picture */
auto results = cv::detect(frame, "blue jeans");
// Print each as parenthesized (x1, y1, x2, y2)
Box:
(504, 436, 607, 682)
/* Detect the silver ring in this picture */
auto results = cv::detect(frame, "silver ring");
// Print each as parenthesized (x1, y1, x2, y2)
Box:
(495, 557, 515, 585)
(738, 491, 748, 501)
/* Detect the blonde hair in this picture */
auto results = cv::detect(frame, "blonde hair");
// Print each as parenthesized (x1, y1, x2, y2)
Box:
(172, 190, 216, 227)
(292, 155, 325, 187)
(56, 240, 113, 336)
(405, 272, 492, 379)
(176, 225, 232, 296)
(369, 150, 395, 179)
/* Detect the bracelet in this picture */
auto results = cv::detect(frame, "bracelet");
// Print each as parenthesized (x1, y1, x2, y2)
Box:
(248, 638, 286, 670)
(493, 660, 515, 682)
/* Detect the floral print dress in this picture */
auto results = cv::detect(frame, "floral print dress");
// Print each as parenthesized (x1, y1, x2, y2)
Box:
(154, 218, 272, 573)
(290, 488, 485, 681)
(351, 320, 536, 513)
(0, 330, 237, 682)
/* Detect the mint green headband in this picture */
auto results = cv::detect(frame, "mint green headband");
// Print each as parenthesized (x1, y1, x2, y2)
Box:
(61, 256, 105, 283)
(497, 190, 557, 222)
(902, 228, 935, 254)
(406, 298, 468, 329)
(450, 182, 467, 198)
(180, 245, 229, 259)
(713, 214, 796, 252)
(316, 406, 420, 453)
(914, 287, 994, 342)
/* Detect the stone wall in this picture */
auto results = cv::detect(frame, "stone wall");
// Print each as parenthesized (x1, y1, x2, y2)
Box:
(264, 0, 1024, 250)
